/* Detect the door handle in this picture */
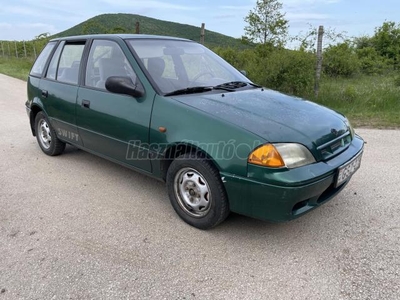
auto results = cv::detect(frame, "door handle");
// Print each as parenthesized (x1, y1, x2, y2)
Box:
(41, 90, 48, 98)
(82, 100, 90, 109)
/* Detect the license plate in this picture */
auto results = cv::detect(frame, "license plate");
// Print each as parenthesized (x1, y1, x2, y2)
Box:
(335, 151, 363, 187)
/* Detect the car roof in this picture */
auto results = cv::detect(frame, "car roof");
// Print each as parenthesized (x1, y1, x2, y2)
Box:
(50, 34, 192, 42)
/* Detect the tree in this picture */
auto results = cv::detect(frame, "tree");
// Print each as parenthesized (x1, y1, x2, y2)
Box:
(292, 24, 347, 52)
(371, 21, 400, 67)
(244, 0, 288, 46)
(354, 22, 400, 69)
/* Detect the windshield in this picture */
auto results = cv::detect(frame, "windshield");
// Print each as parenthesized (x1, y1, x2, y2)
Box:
(128, 39, 249, 94)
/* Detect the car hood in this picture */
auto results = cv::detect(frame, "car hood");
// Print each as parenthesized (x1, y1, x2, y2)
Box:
(172, 88, 349, 150)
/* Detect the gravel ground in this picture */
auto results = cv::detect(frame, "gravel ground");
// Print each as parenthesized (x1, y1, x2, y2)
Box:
(0, 73, 399, 299)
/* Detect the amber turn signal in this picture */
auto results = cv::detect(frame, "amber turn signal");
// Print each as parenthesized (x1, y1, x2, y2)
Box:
(248, 144, 285, 168)
(158, 126, 167, 133)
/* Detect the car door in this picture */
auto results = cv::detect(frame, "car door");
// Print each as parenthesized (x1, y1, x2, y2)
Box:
(76, 39, 153, 172)
(39, 40, 86, 146)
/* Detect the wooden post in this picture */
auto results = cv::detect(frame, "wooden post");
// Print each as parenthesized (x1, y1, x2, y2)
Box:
(7, 42, 11, 57)
(135, 22, 140, 34)
(1, 42, 4, 57)
(200, 23, 205, 44)
(314, 25, 324, 98)
(15, 41, 18, 58)
(23, 41, 27, 57)
(33, 43, 37, 59)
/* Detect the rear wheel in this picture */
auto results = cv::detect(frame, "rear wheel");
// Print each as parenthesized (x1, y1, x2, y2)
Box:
(166, 153, 230, 229)
(35, 112, 65, 156)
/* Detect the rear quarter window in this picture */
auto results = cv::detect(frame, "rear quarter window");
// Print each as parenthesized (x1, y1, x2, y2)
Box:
(30, 42, 57, 77)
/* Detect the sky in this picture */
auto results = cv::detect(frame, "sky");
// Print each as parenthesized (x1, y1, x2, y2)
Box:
(0, 0, 399, 42)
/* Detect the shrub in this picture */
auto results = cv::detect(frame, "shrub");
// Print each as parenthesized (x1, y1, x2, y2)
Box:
(323, 42, 360, 77)
(214, 47, 257, 75)
(357, 47, 390, 75)
(259, 48, 315, 96)
(216, 45, 316, 97)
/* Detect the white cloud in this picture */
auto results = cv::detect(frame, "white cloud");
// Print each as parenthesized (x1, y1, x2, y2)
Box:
(0, 22, 12, 29)
(0, 4, 85, 23)
(0, 5, 40, 16)
(100, 0, 200, 11)
(0, 23, 58, 40)
(286, 13, 330, 21)
(283, 0, 341, 4)
(219, 5, 253, 10)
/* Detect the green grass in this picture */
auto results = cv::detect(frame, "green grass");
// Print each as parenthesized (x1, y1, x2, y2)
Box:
(0, 57, 33, 81)
(314, 74, 400, 127)
(0, 57, 398, 127)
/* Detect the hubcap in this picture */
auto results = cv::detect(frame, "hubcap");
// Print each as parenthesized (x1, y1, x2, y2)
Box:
(174, 168, 211, 218)
(38, 119, 51, 149)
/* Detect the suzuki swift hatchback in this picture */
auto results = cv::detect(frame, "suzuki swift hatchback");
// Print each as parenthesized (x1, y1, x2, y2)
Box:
(26, 34, 364, 229)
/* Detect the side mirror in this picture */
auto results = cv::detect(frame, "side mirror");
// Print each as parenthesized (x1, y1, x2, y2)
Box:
(240, 70, 247, 77)
(105, 76, 144, 98)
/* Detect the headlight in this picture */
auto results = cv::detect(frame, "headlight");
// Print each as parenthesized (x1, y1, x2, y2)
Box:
(248, 143, 316, 169)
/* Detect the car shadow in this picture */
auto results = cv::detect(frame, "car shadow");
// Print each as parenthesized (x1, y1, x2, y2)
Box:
(59, 144, 336, 239)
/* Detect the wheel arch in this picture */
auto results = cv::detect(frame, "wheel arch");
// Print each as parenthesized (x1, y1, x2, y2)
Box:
(30, 104, 44, 136)
(160, 142, 221, 182)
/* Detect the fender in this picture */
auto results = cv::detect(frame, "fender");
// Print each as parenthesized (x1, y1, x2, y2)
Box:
(27, 97, 48, 136)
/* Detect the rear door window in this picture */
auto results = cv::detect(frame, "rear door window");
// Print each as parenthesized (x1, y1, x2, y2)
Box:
(30, 42, 56, 77)
(56, 43, 85, 85)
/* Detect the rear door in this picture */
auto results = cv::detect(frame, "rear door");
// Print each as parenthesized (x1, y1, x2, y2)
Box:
(40, 40, 86, 146)
(76, 39, 154, 172)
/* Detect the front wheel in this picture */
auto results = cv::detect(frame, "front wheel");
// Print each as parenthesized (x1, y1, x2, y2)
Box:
(166, 153, 230, 229)
(35, 111, 65, 156)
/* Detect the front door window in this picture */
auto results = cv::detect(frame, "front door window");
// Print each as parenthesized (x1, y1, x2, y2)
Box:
(85, 40, 137, 90)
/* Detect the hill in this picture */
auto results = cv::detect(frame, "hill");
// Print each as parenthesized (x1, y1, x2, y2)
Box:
(53, 13, 249, 49)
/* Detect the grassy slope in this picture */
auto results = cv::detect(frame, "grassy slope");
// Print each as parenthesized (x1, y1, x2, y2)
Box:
(53, 13, 248, 49)
(0, 57, 32, 81)
(315, 74, 400, 128)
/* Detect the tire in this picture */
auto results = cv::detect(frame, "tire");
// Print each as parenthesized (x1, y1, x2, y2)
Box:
(34, 111, 66, 156)
(166, 153, 230, 229)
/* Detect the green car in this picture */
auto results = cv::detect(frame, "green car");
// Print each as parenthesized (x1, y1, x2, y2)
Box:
(26, 34, 364, 229)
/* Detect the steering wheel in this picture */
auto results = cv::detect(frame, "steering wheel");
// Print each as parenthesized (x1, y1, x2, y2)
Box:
(191, 71, 214, 83)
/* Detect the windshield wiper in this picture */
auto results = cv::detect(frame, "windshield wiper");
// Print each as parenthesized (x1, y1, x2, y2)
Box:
(213, 81, 262, 90)
(164, 81, 261, 97)
(164, 86, 213, 97)
(164, 85, 233, 96)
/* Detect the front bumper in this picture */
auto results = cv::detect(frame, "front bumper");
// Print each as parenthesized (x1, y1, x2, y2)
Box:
(221, 135, 364, 222)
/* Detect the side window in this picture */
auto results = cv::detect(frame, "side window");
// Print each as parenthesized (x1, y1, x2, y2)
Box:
(46, 41, 64, 80)
(85, 40, 136, 90)
(30, 42, 56, 77)
(56, 43, 85, 85)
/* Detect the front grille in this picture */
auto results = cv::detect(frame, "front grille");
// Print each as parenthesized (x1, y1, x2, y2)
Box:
(317, 131, 352, 160)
